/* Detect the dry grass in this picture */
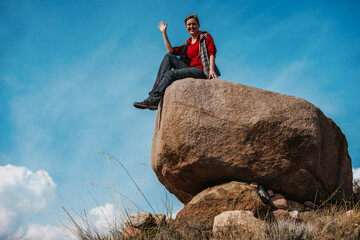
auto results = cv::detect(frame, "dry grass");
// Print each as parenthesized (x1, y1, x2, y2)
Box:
(264, 204, 360, 240)
(65, 153, 360, 239)
(66, 202, 360, 240)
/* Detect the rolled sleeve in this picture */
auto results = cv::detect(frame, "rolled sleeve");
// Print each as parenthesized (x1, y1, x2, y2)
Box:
(172, 45, 184, 56)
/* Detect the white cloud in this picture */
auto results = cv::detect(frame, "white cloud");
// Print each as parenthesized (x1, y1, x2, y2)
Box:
(0, 164, 66, 239)
(14, 224, 65, 240)
(89, 203, 117, 231)
(353, 168, 360, 180)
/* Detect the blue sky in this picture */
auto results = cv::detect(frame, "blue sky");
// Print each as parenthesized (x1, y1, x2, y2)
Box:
(1, 0, 360, 238)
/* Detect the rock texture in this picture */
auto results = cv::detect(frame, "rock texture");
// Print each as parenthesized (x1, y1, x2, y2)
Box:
(212, 210, 265, 239)
(125, 212, 153, 228)
(287, 199, 305, 211)
(151, 78, 352, 204)
(123, 227, 141, 239)
(289, 210, 300, 220)
(270, 193, 288, 210)
(173, 181, 269, 231)
(271, 209, 289, 220)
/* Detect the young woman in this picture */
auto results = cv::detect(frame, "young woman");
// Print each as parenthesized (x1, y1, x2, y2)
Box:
(134, 14, 220, 110)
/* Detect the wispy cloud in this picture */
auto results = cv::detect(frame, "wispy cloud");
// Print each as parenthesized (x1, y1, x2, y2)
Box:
(13, 224, 65, 240)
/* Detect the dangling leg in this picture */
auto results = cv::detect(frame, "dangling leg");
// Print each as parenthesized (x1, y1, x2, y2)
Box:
(149, 53, 188, 94)
(134, 53, 206, 110)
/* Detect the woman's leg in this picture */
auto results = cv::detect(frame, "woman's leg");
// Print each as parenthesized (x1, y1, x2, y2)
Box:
(149, 53, 188, 94)
(134, 53, 205, 110)
(148, 66, 206, 102)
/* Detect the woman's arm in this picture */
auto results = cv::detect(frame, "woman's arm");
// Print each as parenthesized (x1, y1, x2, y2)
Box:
(208, 55, 218, 79)
(206, 33, 218, 79)
(158, 21, 173, 53)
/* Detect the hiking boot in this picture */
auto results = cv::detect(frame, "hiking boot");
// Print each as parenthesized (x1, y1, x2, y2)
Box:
(133, 99, 159, 110)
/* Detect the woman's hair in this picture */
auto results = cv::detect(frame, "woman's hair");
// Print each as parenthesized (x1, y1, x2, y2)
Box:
(184, 14, 200, 27)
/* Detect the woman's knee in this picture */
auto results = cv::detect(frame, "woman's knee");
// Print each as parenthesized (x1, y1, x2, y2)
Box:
(164, 52, 175, 59)
(163, 70, 175, 82)
(164, 70, 173, 78)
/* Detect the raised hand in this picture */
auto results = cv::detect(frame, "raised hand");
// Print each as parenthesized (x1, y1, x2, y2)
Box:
(158, 21, 167, 33)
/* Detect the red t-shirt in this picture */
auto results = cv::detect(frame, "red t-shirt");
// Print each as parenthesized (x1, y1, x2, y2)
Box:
(172, 31, 217, 70)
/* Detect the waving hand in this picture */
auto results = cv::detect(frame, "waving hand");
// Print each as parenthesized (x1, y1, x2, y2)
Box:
(158, 21, 172, 53)
(158, 21, 168, 33)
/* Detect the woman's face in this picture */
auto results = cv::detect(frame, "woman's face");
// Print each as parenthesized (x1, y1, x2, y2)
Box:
(186, 18, 199, 35)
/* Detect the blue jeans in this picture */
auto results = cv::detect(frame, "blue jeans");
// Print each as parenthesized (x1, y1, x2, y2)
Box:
(148, 53, 207, 102)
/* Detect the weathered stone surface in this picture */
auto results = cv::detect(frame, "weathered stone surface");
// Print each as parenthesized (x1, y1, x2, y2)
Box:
(173, 181, 269, 231)
(345, 210, 355, 218)
(267, 190, 275, 197)
(151, 79, 352, 204)
(125, 212, 153, 228)
(271, 209, 289, 220)
(250, 182, 259, 189)
(212, 210, 265, 239)
(123, 227, 141, 239)
(304, 201, 316, 209)
(270, 193, 288, 210)
(287, 199, 305, 211)
(289, 210, 300, 220)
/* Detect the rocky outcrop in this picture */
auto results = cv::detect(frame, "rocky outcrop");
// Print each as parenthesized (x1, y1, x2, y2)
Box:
(151, 78, 352, 204)
(173, 181, 269, 231)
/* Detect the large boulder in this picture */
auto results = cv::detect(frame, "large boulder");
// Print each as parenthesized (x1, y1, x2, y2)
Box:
(173, 181, 268, 231)
(151, 78, 352, 204)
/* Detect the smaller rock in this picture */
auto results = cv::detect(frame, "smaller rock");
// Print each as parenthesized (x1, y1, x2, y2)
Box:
(345, 210, 355, 218)
(287, 200, 305, 211)
(289, 210, 300, 220)
(258, 185, 270, 203)
(305, 207, 312, 211)
(125, 212, 153, 228)
(250, 182, 259, 189)
(304, 201, 315, 209)
(267, 190, 274, 197)
(153, 214, 166, 225)
(123, 227, 141, 239)
(213, 210, 265, 239)
(271, 209, 289, 220)
(173, 181, 269, 231)
(270, 194, 288, 210)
